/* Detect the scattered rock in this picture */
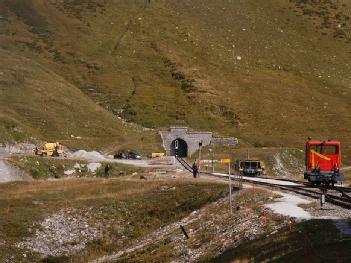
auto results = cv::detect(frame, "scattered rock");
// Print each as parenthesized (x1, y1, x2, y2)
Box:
(17, 209, 102, 257)
(64, 169, 75, 176)
(73, 163, 81, 169)
(87, 163, 101, 173)
(160, 185, 176, 191)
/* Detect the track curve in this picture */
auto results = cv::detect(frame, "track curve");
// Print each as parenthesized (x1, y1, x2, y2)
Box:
(176, 157, 351, 210)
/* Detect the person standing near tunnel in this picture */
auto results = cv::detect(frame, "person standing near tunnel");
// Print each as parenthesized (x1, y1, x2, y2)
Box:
(192, 161, 198, 178)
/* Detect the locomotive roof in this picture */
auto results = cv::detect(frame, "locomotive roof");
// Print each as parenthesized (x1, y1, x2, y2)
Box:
(307, 140, 340, 145)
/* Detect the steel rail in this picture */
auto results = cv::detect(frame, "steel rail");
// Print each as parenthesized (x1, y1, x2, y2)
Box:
(176, 157, 351, 210)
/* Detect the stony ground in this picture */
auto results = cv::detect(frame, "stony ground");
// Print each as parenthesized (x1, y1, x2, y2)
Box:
(0, 176, 229, 262)
(304, 198, 351, 219)
(91, 188, 287, 263)
(16, 208, 103, 257)
(0, 146, 32, 182)
(1, 158, 350, 262)
(0, 159, 31, 182)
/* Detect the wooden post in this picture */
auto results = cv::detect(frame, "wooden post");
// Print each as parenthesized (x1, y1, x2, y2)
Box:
(180, 225, 189, 239)
(212, 143, 215, 173)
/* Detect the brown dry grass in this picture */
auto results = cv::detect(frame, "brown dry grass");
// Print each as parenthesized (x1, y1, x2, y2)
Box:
(0, 177, 228, 262)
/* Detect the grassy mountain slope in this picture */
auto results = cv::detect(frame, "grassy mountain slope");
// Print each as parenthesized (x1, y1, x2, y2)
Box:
(0, 0, 351, 152)
(0, 48, 131, 149)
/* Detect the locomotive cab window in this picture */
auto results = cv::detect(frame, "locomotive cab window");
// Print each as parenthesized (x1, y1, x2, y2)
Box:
(323, 145, 339, 154)
(309, 144, 338, 154)
(310, 144, 322, 153)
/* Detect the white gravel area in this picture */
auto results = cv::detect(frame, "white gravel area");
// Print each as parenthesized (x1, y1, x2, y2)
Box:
(17, 208, 102, 257)
(266, 191, 313, 220)
(71, 150, 106, 161)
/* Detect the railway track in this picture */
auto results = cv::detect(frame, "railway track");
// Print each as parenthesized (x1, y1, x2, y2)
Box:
(262, 176, 351, 193)
(175, 156, 193, 172)
(176, 157, 351, 210)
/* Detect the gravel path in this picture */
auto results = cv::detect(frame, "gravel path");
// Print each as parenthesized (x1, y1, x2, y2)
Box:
(69, 150, 177, 168)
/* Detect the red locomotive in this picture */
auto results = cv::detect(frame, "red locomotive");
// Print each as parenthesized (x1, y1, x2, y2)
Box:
(304, 139, 344, 186)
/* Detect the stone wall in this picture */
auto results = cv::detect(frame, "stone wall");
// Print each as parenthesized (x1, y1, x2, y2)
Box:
(211, 137, 239, 146)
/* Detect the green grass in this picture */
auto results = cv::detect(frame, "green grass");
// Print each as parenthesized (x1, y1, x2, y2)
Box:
(10, 155, 141, 179)
(0, 178, 227, 262)
(196, 145, 306, 177)
(1, 0, 351, 153)
(344, 170, 351, 187)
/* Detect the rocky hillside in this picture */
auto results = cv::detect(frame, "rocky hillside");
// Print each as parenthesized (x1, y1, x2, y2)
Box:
(1, 0, 351, 151)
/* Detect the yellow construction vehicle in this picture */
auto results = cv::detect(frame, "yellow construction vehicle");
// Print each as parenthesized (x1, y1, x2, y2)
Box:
(36, 142, 65, 157)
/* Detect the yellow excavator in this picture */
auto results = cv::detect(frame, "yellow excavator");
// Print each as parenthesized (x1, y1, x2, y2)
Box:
(35, 142, 65, 157)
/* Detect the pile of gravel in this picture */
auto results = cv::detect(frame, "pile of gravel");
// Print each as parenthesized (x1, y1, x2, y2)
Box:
(71, 150, 106, 161)
(17, 209, 101, 257)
